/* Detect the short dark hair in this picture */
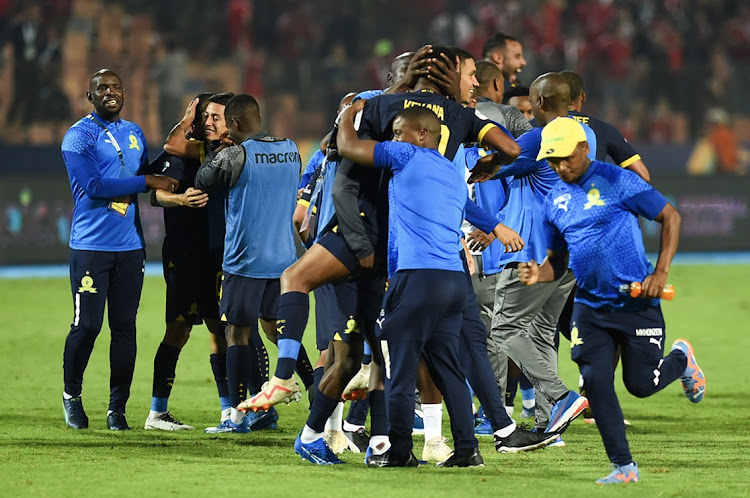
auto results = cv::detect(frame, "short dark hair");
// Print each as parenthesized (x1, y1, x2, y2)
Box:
(429, 45, 457, 66)
(224, 93, 260, 121)
(475, 61, 502, 85)
(394, 106, 441, 135)
(208, 92, 235, 107)
(481, 33, 519, 59)
(448, 46, 474, 64)
(559, 70, 585, 100)
(194, 92, 213, 121)
(503, 85, 530, 99)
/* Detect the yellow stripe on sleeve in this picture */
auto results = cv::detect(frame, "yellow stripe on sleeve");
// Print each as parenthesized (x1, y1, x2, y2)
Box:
(477, 123, 498, 146)
(619, 154, 641, 168)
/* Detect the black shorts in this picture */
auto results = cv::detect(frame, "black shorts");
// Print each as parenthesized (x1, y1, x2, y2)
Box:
(570, 302, 666, 368)
(163, 242, 222, 324)
(219, 273, 280, 326)
(317, 229, 359, 274)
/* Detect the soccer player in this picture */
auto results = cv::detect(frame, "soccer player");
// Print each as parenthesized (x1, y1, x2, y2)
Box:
(505, 85, 534, 121)
(488, 73, 594, 436)
(61, 69, 177, 430)
(195, 94, 301, 433)
(142, 93, 238, 431)
(474, 61, 532, 138)
(519, 117, 705, 484)
(482, 33, 527, 92)
(559, 70, 651, 182)
(334, 103, 483, 467)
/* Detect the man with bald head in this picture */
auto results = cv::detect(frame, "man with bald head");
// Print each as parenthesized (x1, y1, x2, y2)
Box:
(486, 73, 595, 438)
(61, 69, 178, 431)
(195, 93, 302, 433)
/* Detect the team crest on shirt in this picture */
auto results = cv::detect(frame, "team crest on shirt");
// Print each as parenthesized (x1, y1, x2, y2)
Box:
(554, 193, 571, 212)
(78, 272, 97, 293)
(128, 133, 140, 150)
(584, 187, 606, 210)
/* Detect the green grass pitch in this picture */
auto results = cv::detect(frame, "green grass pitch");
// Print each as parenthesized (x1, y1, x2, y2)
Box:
(1, 264, 749, 496)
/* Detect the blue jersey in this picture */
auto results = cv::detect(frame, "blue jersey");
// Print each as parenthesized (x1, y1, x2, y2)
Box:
(493, 119, 597, 266)
(61, 112, 149, 251)
(299, 149, 324, 190)
(219, 135, 300, 278)
(298, 155, 339, 243)
(373, 141, 466, 275)
(543, 161, 668, 311)
(464, 145, 511, 276)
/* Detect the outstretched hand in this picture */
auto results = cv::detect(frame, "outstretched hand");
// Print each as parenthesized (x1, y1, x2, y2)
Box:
(493, 224, 524, 253)
(179, 187, 209, 208)
(468, 153, 501, 183)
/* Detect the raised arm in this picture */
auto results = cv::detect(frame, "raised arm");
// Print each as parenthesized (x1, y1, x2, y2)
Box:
(335, 99, 377, 166)
(163, 98, 204, 160)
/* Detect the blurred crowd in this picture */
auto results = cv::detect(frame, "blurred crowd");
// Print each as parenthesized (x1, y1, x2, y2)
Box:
(1, 0, 749, 164)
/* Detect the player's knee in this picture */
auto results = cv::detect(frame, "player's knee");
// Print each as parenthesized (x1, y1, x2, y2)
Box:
(623, 378, 656, 398)
(280, 266, 304, 293)
(164, 322, 192, 347)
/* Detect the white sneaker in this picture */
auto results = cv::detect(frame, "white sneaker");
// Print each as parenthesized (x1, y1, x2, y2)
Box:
(324, 429, 348, 454)
(144, 411, 195, 431)
(422, 436, 453, 463)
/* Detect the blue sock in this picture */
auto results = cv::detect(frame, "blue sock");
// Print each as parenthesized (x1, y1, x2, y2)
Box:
(219, 396, 231, 412)
(369, 390, 387, 437)
(521, 387, 535, 402)
(362, 341, 372, 365)
(274, 292, 309, 379)
(151, 397, 168, 413)
(313, 366, 324, 392)
(306, 389, 340, 433)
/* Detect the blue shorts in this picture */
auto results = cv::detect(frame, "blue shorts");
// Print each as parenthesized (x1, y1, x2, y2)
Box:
(163, 241, 222, 324)
(219, 273, 280, 326)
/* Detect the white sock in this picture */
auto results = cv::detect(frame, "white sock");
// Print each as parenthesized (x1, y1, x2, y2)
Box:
(301, 424, 323, 444)
(505, 405, 514, 417)
(522, 399, 536, 409)
(369, 435, 390, 455)
(63, 391, 74, 400)
(230, 407, 245, 424)
(325, 402, 344, 432)
(220, 408, 231, 422)
(422, 403, 443, 442)
(494, 422, 516, 438)
(343, 420, 364, 432)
